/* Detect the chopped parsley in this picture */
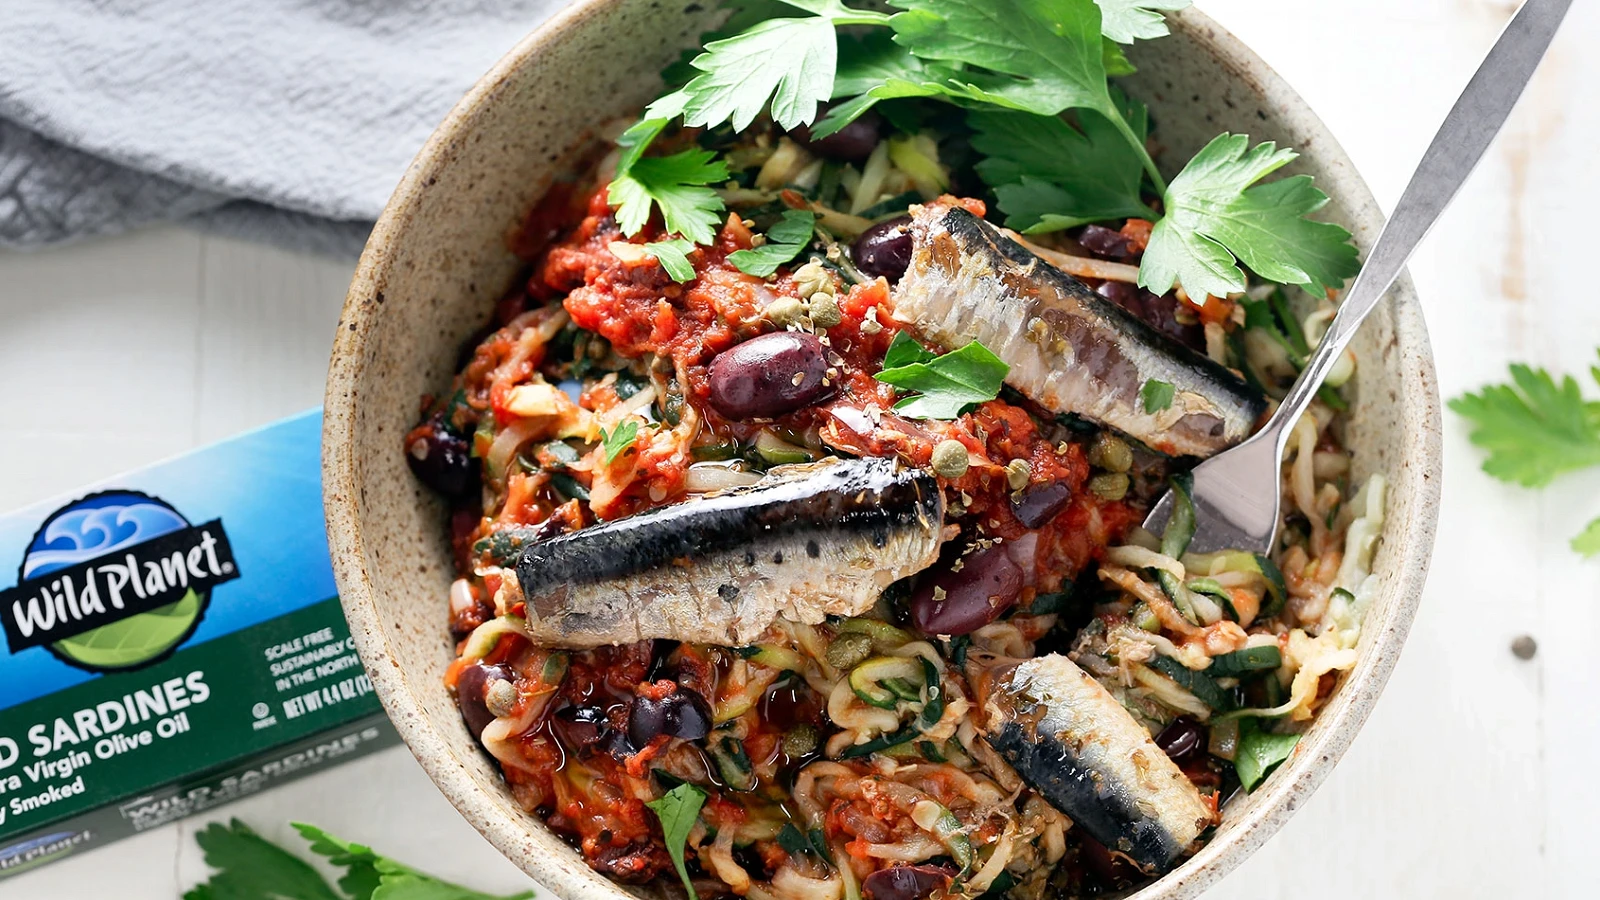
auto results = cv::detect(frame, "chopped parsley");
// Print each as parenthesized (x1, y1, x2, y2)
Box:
(728, 210, 818, 277)
(881, 330, 938, 369)
(646, 783, 709, 900)
(644, 238, 698, 282)
(876, 339, 1009, 419)
(1234, 718, 1300, 792)
(1140, 378, 1175, 413)
(600, 420, 640, 464)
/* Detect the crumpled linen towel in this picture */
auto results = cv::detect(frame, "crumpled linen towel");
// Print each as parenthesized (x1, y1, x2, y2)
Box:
(0, 0, 570, 256)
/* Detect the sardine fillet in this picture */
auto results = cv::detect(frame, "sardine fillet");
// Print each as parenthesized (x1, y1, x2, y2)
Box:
(975, 654, 1213, 873)
(893, 206, 1265, 458)
(512, 458, 944, 647)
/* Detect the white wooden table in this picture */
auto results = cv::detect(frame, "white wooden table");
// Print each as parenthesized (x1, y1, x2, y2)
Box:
(3, 1, 1595, 896)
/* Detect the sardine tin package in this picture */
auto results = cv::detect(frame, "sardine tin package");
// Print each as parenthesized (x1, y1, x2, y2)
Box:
(0, 410, 396, 877)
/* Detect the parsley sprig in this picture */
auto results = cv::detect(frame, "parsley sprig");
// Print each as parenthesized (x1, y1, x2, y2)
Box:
(1451, 352, 1600, 557)
(184, 820, 532, 900)
(611, 0, 1357, 305)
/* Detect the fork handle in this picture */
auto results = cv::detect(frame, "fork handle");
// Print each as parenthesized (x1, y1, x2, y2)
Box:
(1266, 0, 1571, 452)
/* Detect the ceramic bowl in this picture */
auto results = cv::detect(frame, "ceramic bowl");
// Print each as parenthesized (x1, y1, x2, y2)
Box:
(322, 3, 1442, 897)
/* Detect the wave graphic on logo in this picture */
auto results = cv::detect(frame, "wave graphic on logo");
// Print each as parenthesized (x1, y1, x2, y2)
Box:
(22, 495, 186, 579)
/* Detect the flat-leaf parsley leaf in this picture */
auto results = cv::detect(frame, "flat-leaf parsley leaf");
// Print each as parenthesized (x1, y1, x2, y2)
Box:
(600, 421, 641, 465)
(882, 330, 938, 369)
(1095, 0, 1191, 44)
(1235, 718, 1299, 792)
(971, 90, 1155, 231)
(184, 820, 533, 900)
(1140, 378, 1175, 413)
(728, 210, 817, 277)
(1573, 516, 1600, 558)
(1449, 357, 1600, 488)
(607, 149, 730, 244)
(647, 783, 709, 900)
(876, 340, 1009, 419)
(644, 238, 698, 282)
(1139, 133, 1359, 300)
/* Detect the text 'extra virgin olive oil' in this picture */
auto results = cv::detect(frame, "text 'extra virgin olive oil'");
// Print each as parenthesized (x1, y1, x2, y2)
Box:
(0, 410, 396, 878)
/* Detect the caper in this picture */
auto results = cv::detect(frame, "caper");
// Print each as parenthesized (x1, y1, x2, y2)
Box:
(1087, 432, 1133, 473)
(1088, 472, 1130, 500)
(930, 439, 970, 479)
(781, 724, 821, 758)
(1005, 458, 1031, 491)
(793, 260, 834, 299)
(808, 292, 842, 329)
(824, 631, 873, 669)
(766, 296, 806, 327)
(484, 678, 519, 719)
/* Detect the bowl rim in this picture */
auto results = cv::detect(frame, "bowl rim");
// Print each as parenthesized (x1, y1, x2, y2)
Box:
(322, 4, 1443, 898)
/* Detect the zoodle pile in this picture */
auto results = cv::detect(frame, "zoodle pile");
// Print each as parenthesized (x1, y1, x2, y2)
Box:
(403, 2, 1386, 898)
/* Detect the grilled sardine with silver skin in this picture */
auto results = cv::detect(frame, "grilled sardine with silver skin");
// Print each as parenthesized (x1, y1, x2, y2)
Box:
(892, 205, 1267, 458)
(512, 458, 944, 647)
(970, 653, 1213, 873)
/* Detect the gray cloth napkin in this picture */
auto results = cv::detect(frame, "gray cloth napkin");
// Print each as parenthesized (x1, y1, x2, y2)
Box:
(0, 0, 570, 257)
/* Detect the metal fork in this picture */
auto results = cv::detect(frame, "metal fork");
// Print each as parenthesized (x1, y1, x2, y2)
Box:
(1142, 0, 1572, 554)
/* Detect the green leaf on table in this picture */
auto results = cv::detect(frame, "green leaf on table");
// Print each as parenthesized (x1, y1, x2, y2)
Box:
(876, 339, 1010, 419)
(882, 330, 938, 369)
(294, 824, 532, 900)
(644, 239, 699, 282)
(729, 210, 817, 277)
(646, 783, 710, 900)
(1140, 378, 1175, 413)
(971, 91, 1153, 231)
(600, 421, 641, 465)
(1139, 133, 1359, 300)
(1573, 515, 1600, 558)
(185, 820, 343, 900)
(1235, 718, 1300, 792)
(608, 149, 730, 244)
(1448, 359, 1600, 488)
(1095, 0, 1191, 44)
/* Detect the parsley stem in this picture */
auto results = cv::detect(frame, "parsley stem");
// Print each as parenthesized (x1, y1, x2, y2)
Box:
(1107, 106, 1167, 199)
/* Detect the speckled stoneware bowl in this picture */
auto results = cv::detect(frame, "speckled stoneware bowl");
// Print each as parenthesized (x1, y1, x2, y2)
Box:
(323, 3, 1442, 897)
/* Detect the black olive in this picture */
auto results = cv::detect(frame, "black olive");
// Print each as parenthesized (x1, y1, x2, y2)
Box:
(852, 216, 914, 282)
(1155, 715, 1208, 765)
(553, 704, 609, 748)
(909, 544, 1023, 636)
(708, 332, 837, 420)
(861, 864, 955, 900)
(790, 108, 882, 162)
(1076, 223, 1134, 260)
(405, 417, 476, 499)
(455, 663, 513, 739)
(628, 688, 713, 748)
(1011, 481, 1073, 529)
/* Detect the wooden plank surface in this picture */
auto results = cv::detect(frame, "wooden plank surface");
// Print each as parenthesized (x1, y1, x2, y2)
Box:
(1, 1, 1594, 896)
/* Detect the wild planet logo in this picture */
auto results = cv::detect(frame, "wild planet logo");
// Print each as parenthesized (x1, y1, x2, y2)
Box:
(0, 491, 239, 672)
